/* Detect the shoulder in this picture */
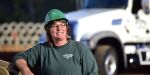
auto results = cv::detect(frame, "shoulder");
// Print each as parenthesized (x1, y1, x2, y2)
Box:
(69, 40, 83, 45)
(28, 42, 49, 51)
(69, 40, 90, 52)
(69, 40, 83, 47)
(36, 42, 49, 47)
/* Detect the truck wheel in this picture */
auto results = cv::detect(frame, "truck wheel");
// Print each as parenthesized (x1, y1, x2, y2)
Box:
(94, 45, 118, 75)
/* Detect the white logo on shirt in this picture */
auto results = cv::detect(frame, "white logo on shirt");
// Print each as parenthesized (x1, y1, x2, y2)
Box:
(63, 54, 73, 59)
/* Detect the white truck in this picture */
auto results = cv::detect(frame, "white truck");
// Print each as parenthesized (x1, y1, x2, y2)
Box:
(66, 0, 150, 75)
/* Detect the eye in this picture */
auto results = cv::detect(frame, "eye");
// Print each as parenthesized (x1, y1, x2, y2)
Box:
(50, 24, 66, 28)
(51, 25, 57, 28)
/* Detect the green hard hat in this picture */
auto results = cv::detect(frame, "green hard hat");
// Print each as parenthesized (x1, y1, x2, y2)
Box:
(44, 9, 68, 27)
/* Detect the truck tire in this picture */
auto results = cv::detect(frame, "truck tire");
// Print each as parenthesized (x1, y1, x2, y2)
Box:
(94, 45, 118, 75)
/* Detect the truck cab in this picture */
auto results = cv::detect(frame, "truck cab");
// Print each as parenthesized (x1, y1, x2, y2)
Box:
(66, 0, 150, 75)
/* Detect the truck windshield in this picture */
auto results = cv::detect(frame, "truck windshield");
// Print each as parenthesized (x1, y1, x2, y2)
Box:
(84, 0, 128, 8)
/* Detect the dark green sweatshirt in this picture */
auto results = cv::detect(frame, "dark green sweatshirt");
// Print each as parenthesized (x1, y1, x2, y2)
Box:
(13, 40, 98, 75)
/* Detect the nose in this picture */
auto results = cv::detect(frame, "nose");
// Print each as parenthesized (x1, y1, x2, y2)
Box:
(56, 25, 62, 30)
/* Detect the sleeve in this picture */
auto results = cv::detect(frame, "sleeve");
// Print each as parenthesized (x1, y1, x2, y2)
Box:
(79, 43, 99, 75)
(13, 45, 41, 67)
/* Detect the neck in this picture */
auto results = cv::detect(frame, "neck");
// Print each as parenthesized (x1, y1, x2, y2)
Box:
(53, 39, 68, 46)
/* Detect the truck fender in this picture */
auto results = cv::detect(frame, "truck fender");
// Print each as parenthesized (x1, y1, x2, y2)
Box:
(88, 31, 128, 70)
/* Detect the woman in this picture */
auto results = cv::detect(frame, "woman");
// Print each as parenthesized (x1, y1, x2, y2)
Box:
(13, 9, 98, 75)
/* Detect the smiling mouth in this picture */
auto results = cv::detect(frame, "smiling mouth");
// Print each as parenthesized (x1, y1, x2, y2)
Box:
(57, 32, 63, 35)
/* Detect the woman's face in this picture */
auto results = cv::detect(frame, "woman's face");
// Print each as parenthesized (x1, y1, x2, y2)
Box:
(49, 20, 68, 41)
